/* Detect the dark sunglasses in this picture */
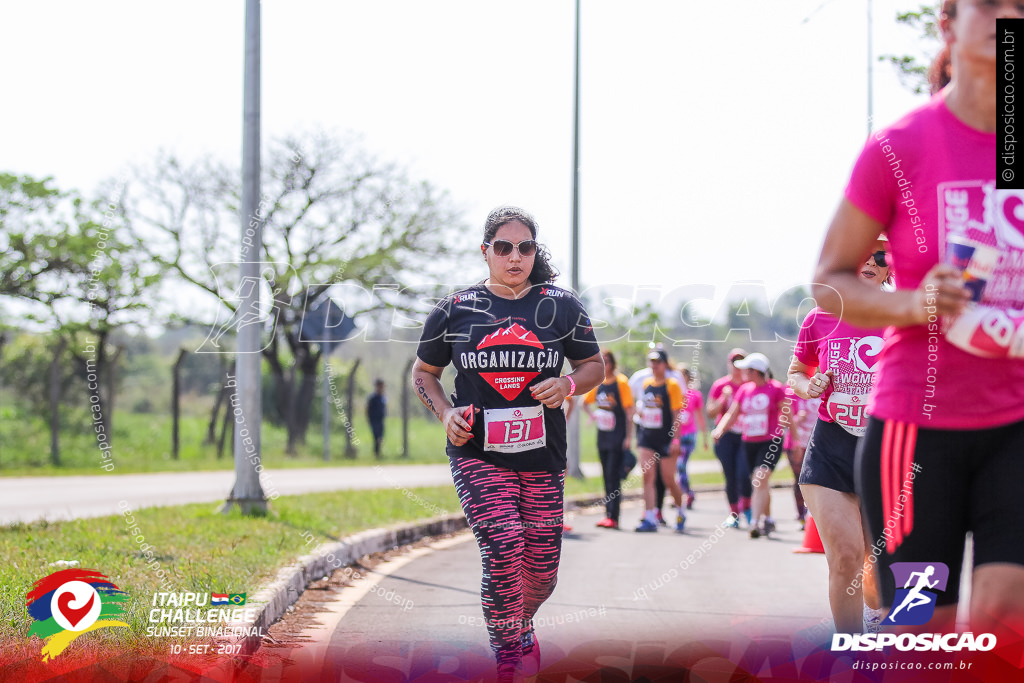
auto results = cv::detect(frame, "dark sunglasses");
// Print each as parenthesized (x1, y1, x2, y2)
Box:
(870, 251, 887, 267)
(484, 239, 538, 257)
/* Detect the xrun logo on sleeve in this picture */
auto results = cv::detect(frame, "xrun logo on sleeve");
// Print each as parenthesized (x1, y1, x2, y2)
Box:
(832, 562, 996, 653)
(26, 569, 130, 661)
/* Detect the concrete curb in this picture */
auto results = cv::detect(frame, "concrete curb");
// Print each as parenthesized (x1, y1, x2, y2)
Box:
(224, 514, 470, 655)
(228, 477, 798, 655)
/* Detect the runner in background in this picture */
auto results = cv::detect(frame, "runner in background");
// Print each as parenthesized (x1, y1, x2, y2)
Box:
(628, 344, 683, 525)
(583, 349, 634, 529)
(634, 349, 686, 533)
(412, 206, 603, 680)
(814, 0, 1024, 637)
(675, 363, 708, 510)
(707, 349, 752, 528)
(711, 353, 791, 539)
(790, 239, 890, 633)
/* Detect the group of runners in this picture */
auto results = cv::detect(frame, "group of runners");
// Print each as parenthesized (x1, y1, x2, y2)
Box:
(411, 2, 1024, 679)
(580, 346, 705, 534)
(579, 345, 811, 540)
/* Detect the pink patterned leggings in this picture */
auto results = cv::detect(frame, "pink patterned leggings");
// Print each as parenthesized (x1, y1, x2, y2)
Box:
(449, 455, 564, 661)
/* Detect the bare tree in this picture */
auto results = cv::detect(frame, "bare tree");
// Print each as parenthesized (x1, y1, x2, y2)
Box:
(115, 131, 470, 455)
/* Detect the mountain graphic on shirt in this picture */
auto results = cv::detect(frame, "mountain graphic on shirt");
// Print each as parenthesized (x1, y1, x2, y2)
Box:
(476, 323, 544, 400)
(477, 323, 544, 350)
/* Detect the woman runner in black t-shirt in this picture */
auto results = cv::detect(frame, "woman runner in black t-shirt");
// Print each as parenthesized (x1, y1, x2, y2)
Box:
(412, 206, 603, 681)
(583, 349, 634, 529)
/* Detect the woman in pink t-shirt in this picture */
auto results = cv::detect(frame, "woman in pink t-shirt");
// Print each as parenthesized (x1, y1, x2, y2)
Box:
(674, 364, 709, 510)
(711, 353, 791, 539)
(790, 241, 890, 633)
(814, 1, 1024, 636)
(707, 349, 753, 527)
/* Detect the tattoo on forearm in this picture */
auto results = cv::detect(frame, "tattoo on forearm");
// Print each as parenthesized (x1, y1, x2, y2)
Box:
(417, 385, 442, 420)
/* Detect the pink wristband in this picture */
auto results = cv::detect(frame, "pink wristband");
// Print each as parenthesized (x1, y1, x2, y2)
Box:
(565, 375, 576, 397)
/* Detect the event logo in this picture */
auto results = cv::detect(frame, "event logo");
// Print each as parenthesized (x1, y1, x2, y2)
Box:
(476, 323, 545, 400)
(26, 569, 129, 661)
(830, 561, 1000, 652)
(477, 323, 544, 350)
(887, 562, 948, 626)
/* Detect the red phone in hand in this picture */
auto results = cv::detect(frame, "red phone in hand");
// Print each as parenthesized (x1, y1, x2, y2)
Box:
(462, 404, 474, 428)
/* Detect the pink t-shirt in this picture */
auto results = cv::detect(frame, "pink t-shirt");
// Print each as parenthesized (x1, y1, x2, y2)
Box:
(845, 94, 1024, 429)
(733, 380, 790, 443)
(792, 397, 821, 449)
(709, 376, 744, 434)
(677, 389, 704, 436)
(793, 307, 885, 436)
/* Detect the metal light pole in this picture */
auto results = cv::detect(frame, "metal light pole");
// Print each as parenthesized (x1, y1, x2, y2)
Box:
(566, 0, 584, 480)
(225, 0, 267, 514)
(867, 0, 874, 135)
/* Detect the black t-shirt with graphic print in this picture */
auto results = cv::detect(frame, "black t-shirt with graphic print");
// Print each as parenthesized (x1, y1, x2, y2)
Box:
(416, 283, 600, 472)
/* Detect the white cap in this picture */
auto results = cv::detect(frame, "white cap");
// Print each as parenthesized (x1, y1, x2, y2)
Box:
(734, 352, 769, 374)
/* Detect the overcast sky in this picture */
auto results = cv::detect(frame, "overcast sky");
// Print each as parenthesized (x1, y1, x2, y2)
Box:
(2, 0, 932, 323)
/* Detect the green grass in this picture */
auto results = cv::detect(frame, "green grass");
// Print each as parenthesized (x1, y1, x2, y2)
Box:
(0, 398, 722, 476)
(0, 405, 454, 475)
(2, 475, 616, 655)
(2, 486, 463, 652)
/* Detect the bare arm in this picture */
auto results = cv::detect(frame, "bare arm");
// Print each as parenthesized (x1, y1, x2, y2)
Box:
(710, 401, 741, 440)
(529, 353, 604, 409)
(813, 199, 968, 328)
(787, 356, 832, 401)
(706, 389, 728, 420)
(411, 358, 475, 447)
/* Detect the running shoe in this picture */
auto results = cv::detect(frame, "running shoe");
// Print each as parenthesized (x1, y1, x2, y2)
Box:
(635, 519, 658, 532)
(596, 518, 615, 528)
(562, 523, 573, 533)
(686, 492, 695, 510)
(723, 514, 740, 529)
(520, 629, 541, 675)
(763, 518, 776, 536)
(656, 510, 667, 526)
(749, 525, 761, 539)
(675, 514, 686, 533)
(798, 517, 806, 532)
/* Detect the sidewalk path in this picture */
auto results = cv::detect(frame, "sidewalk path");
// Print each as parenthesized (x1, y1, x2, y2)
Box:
(0, 460, 723, 524)
(290, 484, 831, 680)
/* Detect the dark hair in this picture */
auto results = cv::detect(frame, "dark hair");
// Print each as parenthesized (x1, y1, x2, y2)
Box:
(928, 1, 957, 94)
(601, 349, 616, 370)
(678, 363, 692, 384)
(483, 206, 559, 285)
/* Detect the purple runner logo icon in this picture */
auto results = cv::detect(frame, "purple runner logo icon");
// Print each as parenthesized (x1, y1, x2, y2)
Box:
(887, 562, 949, 626)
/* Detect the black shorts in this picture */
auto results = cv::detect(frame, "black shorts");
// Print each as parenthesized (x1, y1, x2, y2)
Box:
(856, 416, 1024, 607)
(744, 437, 784, 472)
(637, 426, 673, 455)
(637, 438, 673, 458)
(799, 419, 858, 494)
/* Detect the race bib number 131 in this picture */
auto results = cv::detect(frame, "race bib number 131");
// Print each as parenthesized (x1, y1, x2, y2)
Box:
(484, 405, 546, 453)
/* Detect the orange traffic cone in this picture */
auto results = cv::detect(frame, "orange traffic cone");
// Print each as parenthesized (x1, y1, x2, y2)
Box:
(793, 512, 825, 554)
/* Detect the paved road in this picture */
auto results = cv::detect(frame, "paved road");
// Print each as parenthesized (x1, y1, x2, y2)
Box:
(0, 460, 724, 524)
(301, 485, 835, 681)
